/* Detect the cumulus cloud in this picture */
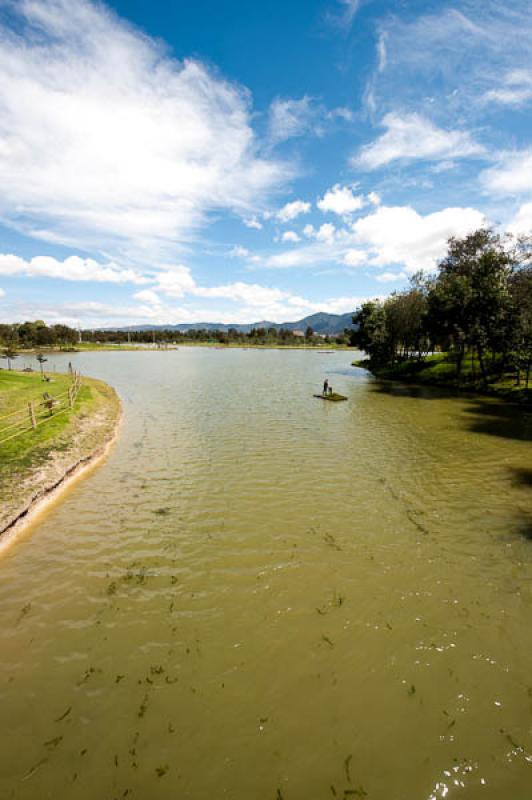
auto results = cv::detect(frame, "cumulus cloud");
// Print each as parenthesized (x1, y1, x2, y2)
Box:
(133, 289, 161, 305)
(481, 149, 532, 195)
(282, 231, 301, 243)
(352, 205, 486, 272)
(266, 204, 486, 272)
(0, 254, 147, 283)
(507, 203, 532, 236)
(243, 216, 263, 230)
(343, 250, 367, 267)
(0, 0, 286, 262)
(317, 184, 365, 216)
(315, 223, 336, 243)
(354, 112, 485, 169)
(153, 266, 197, 298)
(277, 200, 311, 223)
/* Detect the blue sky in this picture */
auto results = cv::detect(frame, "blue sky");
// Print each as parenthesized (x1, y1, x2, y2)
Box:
(0, 0, 531, 327)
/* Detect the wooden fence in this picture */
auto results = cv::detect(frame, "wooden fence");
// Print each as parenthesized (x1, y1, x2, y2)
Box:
(0, 372, 82, 446)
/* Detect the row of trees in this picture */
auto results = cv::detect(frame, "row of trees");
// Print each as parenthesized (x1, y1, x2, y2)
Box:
(0, 320, 79, 349)
(350, 229, 532, 388)
(64, 325, 344, 346)
(0, 320, 348, 350)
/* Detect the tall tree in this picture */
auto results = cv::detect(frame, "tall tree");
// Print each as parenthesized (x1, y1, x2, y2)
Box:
(428, 229, 514, 383)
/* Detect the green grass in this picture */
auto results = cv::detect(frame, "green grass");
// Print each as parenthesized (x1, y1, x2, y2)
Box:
(353, 353, 531, 402)
(0, 370, 120, 517)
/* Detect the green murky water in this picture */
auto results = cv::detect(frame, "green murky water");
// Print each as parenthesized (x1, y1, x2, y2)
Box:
(1, 348, 531, 800)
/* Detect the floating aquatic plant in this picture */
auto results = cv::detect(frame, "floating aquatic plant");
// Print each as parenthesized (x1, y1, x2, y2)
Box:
(54, 706, 71, 722)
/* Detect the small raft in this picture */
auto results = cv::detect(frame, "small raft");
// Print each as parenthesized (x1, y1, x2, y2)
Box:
(313, 392, 347, 402)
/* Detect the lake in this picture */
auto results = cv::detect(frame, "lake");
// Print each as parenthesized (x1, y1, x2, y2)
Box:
(1, 348, 531, 799)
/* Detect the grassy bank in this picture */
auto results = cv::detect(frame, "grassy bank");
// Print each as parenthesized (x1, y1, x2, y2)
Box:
(0, 370, 121, 534)
(353, 353, 531, 403)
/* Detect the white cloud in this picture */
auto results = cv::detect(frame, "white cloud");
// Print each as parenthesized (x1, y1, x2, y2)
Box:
(0, 254, 147, 283)
(317, 184, 365, 216)
(0, 0, 286, 261)
(484, 69, 532, 106)
(243, 216, 263, 230)
(282, 231, 301, 243)
(328, 0, 363, 30)
(133, 289, 161, 305)
(315, 223, 336, 243)
(153, 266, 197, 298)
(268, 96, 315, 144)
(354, 112, 485, 169)
(365, 3, 532, 120)
(277, 200, 311, 223)
(368, 191, 381, 206)
(192, 282, 299, 308)
(229, 246, 251, 258)
(0, 288, 4, 298)
(343, 250, 367, 267)
(352, 205, 486, 272)
(481, 149, 532, 195)
(375, 271, 407, 283)
(507, 203, 532, 236)
(376, 32, 387, 73)
(263, 203, 487, 273)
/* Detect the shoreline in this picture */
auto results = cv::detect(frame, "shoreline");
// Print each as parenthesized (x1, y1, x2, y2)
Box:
(353, 359, 532, 405)
(0, 378, 122, 555)
(28, 343, 354, 353)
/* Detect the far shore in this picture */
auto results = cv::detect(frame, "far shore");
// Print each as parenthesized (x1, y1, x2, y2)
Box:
(11, 342, 355, 355)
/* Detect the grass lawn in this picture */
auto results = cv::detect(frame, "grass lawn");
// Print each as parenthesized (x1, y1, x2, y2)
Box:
(0, 369, 120, 527)
(353, 352, 531, 401)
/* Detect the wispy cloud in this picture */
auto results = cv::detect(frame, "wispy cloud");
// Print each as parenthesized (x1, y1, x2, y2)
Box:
(0, 254, 148, 284)
(483, 69, 532, 107)
(354, 113, 485, 169)
(0, 0, 287, 263)
(365, 1, 532, 121)
(268, 96, 316, 144)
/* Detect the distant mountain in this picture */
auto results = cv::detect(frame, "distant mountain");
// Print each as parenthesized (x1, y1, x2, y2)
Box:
(114, 311, 355, 336)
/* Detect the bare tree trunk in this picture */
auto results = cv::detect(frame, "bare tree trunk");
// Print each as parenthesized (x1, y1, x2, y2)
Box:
(477, 345, 488, 387)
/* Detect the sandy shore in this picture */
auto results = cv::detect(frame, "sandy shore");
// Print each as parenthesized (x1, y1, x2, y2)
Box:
(0, 378, 121, 555)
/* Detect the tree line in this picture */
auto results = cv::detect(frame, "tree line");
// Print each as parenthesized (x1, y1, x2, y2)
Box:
(349, 229, 532, 389)
(0, 319, 348, 352)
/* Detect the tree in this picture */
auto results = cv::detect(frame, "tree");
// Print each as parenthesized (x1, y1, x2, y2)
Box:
(2, 347, 18, 370)
(509, 261, 532, 388)
(36, 353, 48, 379)
(350, 301, 391, 365)
(305, 325, 314, 340)
(428, 229, 514, 383)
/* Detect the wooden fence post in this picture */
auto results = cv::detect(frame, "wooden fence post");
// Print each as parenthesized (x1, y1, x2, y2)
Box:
(28, 402, 37, 429)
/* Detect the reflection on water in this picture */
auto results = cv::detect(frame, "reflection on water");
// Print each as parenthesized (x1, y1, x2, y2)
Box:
(1, 349, 531, 800)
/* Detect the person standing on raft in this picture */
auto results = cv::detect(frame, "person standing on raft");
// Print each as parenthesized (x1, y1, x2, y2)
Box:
(323, 378, 329, 395)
